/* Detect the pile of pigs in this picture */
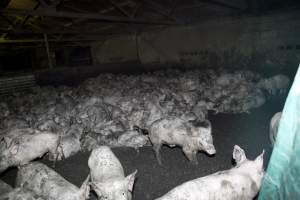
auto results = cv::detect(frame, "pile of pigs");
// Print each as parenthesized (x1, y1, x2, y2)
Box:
(0, 68, 289, 199)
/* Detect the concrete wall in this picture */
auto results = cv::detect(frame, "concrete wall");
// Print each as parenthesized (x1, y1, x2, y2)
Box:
(91, 10, 300, 76)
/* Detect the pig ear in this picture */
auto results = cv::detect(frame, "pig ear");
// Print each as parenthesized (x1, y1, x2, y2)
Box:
(90, 182, 105, 197)
(233, 145, 246, 164)
(125, 170, 137, 192)
(79, 174, 90, 199)
(11, 144, 19, 155)
(255, 150, 264, 169)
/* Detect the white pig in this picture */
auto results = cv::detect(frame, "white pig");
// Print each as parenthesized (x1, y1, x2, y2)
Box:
(0, 128, 61, 173)
(270, 112, 282, 146)
(155, 145, 264, 200)
(148, 117, 216, 165)
(88, 146, 137, 200)
(0, 187, 45, 200)
(15, 162, 90, 200)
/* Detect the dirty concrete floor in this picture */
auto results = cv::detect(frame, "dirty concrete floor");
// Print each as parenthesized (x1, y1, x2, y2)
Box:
(0, 96, 285, 200)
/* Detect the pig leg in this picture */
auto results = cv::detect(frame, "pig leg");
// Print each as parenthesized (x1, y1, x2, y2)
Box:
(182, 147, 198, 164)
(153, 143, 162, 165)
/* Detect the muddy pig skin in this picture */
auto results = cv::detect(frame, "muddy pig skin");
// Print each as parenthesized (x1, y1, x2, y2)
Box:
(0, 187, 45, 200)
(155, 145, 264, 200)
(15, 162, 90, 200)
(88, 146, 137, 200)
(270, 112, 282, 146)
(0, 129, 60, 173)
(148, 117, 216, 165)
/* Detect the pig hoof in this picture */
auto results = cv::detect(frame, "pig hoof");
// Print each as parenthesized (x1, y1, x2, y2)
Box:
(191, 160, 199, 165)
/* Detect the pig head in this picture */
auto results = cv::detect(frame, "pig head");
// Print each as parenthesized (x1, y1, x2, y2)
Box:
(88, 146, 137, 200)
(189, 119, 216, 155)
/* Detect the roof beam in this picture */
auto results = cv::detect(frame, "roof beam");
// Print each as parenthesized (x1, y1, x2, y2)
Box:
(0, 38, 98, 43)
(0, 28, 113, 35)
(197, 0, 243, 11)
(0, 8, 179, 25)
(141, 0, 179, 22)
(108, 0, 131, 17)
(21, 2, 41, 27)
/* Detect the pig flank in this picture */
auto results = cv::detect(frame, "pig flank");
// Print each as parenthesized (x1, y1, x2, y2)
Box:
(148, 117, 215, 165)
(0, 129, 60, 173)
(16, 162, 90, 200)
(88, 146, 137, 200)
(155, 145, 264, 200)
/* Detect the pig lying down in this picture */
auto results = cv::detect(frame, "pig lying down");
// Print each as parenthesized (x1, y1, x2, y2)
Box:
(16, 162, 90, 200)
(0, 128, 61, 173)
(270, 112, 282, 146)
(148, 117, 216, 165)
(0, 187, 44, 200)
(88, 146, 137, 200)
(155, 145, 264, 200)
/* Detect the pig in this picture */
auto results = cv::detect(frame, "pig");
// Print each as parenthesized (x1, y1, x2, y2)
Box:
(0, 187, 45, 200)
(155, 145, 264, 200)
(0, 128, 61, 173)
(148, 117, 216, 165)
(15, 162, 90, 200)
(88, 146, 137, 200)
(270, 112, 282, 146)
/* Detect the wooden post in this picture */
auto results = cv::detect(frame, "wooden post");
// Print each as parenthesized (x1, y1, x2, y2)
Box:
(43, 33, 53, 68)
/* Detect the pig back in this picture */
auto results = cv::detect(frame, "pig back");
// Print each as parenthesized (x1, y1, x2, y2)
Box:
(88, 146, 125, 182)
(149, 117, 190, 145)
(156, 172, 257, 200)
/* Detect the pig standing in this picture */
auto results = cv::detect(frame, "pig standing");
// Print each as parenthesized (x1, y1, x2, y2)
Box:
(0, 128, 61, 173)
(15, 162, 90, 200)
(88, 146, 137, 200)
(148, 117, 216, 165)
(270, 112, 282, 146)
(155, 145, 264, 200)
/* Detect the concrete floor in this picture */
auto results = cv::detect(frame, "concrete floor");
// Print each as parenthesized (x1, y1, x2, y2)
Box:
(0, 96, 285, 200)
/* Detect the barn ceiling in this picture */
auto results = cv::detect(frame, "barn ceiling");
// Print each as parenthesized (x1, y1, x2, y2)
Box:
(0, 0, 299, 44)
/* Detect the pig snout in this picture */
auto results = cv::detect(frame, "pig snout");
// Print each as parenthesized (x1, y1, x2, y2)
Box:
(205, 145, 216, 155)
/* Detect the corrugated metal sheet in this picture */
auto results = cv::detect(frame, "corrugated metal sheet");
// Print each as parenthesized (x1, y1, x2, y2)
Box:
(0, 74, 35, 96)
